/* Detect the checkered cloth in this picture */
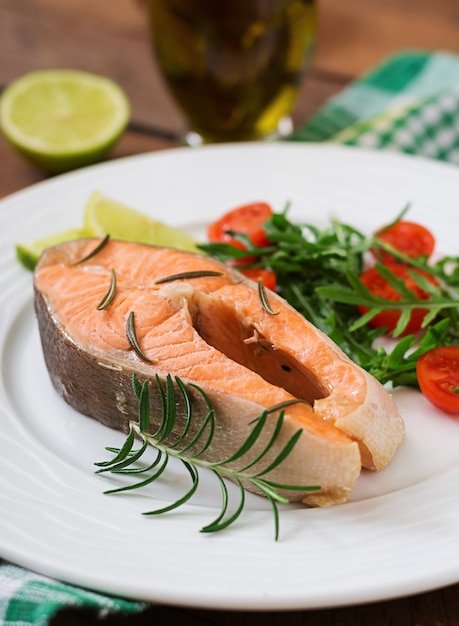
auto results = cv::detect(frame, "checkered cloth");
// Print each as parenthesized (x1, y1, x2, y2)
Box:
(1, 50, 458, 626)
(0, 563, 146, 624)
(292, 50, 459, 164)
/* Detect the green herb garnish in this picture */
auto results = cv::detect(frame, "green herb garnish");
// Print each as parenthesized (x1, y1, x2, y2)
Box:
(95, 374, 320, 540)
(74, 234, 110, 264)
(126, 311, 157, 363)
(96, 269, 117, 310)
(155, 270, 224, 284)
(257, 279, 280, 315)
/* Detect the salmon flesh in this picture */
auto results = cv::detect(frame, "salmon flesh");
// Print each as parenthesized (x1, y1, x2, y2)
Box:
(34, 239, 405, 507)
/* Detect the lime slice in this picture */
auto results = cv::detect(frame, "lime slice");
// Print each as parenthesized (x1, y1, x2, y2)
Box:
(0, 69, 130, 173)
(16, 227, 88, 270)
(83, 191, 199, 252)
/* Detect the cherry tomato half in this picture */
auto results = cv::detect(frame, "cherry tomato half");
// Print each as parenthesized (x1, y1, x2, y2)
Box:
(416, 346, 459, 414)
(207, 202, 273, 249)
(371, 220, 435, 263)
(240, 268, 277, 291)
(358, 264, 438, 335)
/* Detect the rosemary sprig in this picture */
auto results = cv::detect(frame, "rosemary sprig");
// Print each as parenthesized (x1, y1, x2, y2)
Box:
(155, 270, 223, 284)
(96, 269, 117, 310)
(126, 311, 157, 363)
(257, 279, 280, 315)
(95, 374, 320, 540)
(74, 234, 110, 264)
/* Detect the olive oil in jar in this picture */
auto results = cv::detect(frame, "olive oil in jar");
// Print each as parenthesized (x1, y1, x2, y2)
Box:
(148, 0, 316, 144)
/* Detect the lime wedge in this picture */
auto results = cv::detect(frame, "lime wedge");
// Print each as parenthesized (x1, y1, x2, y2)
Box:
(16, 227, 89, 270)
(16, 192, 199, 272)
(83, 191, 199, 252)
(0, 69, 130, 173)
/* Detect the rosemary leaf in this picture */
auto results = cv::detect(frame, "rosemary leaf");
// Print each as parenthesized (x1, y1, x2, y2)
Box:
(200, 478, 245, 534)
(265, 398, 313, 414)
(253, 428, 304, 478)
(212, 409, 269, 466)
(132, 374, 143, 399)
(104, 451, 169, 495)
(171, 376, 193, 448)
(96, 269, 117, 310)
(94, 427, 135, 468)
(126, 311, 157, 364)
(143, 461, 199, 515)
(266, 492, 281, 542)
(199, 471, 229, 530)
(74, 234, 110, 265)
(152, 373, 168, 439)
(179, 383, 215, 457)
(151, 374, 176, 442)
(138, 379, 151, 433)
(257, 280, 280, 315)
(111, 450, 163, 474)
(251, 478, 290, 504)
(238, 412, 286, 473)
(261, 479, 321, 493)
(178, 402, 215, 457)
(159, 374, 178, 443)
(96, 438, 149, 474)
(155, 270, 223, 284)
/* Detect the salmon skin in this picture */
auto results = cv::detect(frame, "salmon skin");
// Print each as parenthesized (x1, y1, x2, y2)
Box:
(34, 239, 405, 507)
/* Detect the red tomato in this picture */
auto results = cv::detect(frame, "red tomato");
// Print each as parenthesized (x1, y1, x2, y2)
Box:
(358, 264, 438, 335)
(207, 202, 273, 249)
(416, 346, 459, 414)
(371, 220, 435, 263)
(240, 268, 277, 291)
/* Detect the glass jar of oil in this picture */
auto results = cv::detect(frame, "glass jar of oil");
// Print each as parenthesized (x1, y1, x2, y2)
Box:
(147, 0, 316, 145)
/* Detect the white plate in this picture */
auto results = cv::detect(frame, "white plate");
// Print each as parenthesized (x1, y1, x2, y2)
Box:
(0, 143, 458, 611)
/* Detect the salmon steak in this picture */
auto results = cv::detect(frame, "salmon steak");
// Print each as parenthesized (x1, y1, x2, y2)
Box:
(34, 238, 405, 507)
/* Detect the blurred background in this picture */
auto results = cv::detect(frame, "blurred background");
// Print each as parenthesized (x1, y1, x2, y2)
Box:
(1, 0, 459, 194)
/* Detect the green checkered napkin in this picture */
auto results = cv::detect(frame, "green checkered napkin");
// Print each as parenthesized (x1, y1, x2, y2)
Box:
(292, 50, 459, 164)
(1, 49, 458, 626)
(0, 562, 146, 624)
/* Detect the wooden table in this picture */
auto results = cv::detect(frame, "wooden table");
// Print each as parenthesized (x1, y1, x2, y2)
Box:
(1, 1, 458, 624)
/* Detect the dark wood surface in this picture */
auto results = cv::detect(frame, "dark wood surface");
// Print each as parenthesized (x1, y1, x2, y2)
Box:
(1, 1, 458, 624)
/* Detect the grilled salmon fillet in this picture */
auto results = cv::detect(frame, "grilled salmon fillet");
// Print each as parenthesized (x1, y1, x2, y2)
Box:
(34, 239, 405, 506)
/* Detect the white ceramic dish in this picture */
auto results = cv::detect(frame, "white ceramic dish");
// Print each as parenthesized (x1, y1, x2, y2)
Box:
(0, 143, 458, 610)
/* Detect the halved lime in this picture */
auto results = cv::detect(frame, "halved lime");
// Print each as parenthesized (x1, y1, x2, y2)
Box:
(0, 69, 130, 173)
(83, 191, 199, 252)
(16, 227, 89, 270)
